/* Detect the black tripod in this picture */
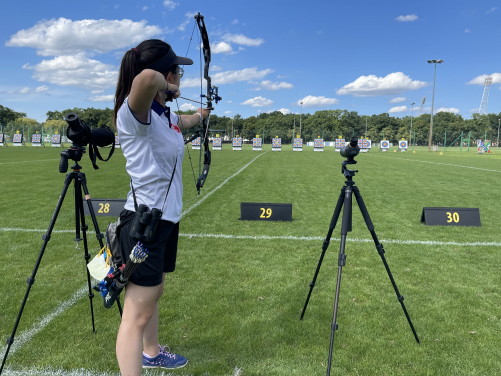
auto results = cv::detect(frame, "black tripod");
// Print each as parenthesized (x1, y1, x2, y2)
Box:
(300, 155, 420, 376)
(0, 145, 122, 375)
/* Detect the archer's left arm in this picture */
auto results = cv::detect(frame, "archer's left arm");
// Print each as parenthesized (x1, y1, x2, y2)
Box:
(178, 108, 211, 129)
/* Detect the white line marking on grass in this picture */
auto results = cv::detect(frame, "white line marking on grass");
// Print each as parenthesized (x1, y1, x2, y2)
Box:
(1, 227, 500, 247)
(372, 155, 501, 173)
(0, 287, 87, 358)
(2, 366, 242, 376)
(181, 151, 269, 218)
(0, 159, 59, 165)
(179, 233, 501, 247)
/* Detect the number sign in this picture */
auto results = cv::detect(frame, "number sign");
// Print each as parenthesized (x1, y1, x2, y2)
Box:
(420, 207, 481, 227)
(83, 199, 126, 217)
(240, 202, 292, 221)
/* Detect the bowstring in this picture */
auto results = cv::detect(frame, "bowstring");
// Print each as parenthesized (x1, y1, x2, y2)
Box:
(198, 25, 204, 181)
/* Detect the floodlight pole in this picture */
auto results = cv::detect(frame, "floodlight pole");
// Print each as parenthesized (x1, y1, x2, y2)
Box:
(427, 59, 443, 151)
(410, 103, 415, 142)
(300, 101, 303, 138)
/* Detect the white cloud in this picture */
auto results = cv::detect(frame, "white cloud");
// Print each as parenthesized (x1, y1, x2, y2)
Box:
(6, 18, 162, 56)
(88, 95, 114, 101)
(395, 14, 418, 22)
(297, 95, 339, 108)
(469, 108, 480, 113)
(163, 0, 179, 10)
(91, 89, 104, 93)
(436, 107, 460, 114)
(254, 80, 294, 90)
(212, 65, 222, 72)
(182, 67, 273, 88)
(336, 72, 427, 97)
(222, 33, 264, 46)
(465, 29, 471, 33)
(231, 19, 239, 25)
(466, 73, 501, 85)
(179, 103, 197, 111)
(388, 105, 408, 113)
(178, 12, 197, 31)
(279, 108, 291, 115)
(241, 96, 274, 107)
(35, 85, 49, 92)
(277, 75, 289, 79)
(224, 111, 232, 114)
(23, 53, 118, 90)
(486, 7, 496, 14)
(19, 87, 30, 94)
(143, 6, 148, 11)
(389, 97, 406, 103)
(226, 100, 233, 103)
(211, 42, 234, 54)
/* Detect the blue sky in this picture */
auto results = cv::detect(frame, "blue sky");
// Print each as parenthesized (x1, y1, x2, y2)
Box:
(1, 0, 500, 123)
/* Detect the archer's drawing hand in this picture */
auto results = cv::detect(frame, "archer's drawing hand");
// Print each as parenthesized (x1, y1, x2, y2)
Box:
(197, 107, 211, 120)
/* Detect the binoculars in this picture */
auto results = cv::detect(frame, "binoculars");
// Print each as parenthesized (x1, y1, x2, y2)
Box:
(129, 204, 163, 242)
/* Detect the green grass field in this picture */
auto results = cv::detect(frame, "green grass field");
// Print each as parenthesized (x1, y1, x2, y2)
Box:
(0, 144, 500, 376)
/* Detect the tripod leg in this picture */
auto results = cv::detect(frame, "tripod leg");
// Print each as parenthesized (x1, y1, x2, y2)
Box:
(75, 177, 96, 333)
(0, 174, 74, 375)
(352, 186, 420, 344)
(80, 174, 122, 318)
(326, 185, 352, 376)
(300, 186, 346, 320)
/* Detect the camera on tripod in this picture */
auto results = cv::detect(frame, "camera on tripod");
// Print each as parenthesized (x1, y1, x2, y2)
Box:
(59, 113, 115, 173)
(129, 204, 163, 242)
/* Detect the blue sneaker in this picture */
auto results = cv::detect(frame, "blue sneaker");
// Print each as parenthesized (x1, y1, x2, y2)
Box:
(142, 344, 188, 369)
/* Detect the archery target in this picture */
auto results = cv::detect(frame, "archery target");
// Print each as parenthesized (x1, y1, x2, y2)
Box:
(335, 139, 345, 148)
(13, 134, 22, 143)
(192, 137, 201, 146)
(293, 138, 303, 148)
(51, 134, 61, 144)
(233, 137, 242, 147)
(272, 138, 281, 147)
(314, 139, 323, 148)
(253, 138, 262, 147)
(358, 139, 370, 148)
(32, 134, 41, 143)
(213, 138, 221, 147)
(381, 140, 389, 149)
(0, 134, 4, 143)
(399, 140, 408, 149)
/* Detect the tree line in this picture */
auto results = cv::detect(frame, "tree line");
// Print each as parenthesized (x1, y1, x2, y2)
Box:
(1, 104, 500, 145)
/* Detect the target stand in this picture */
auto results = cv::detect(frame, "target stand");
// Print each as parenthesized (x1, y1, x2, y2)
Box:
(314, 139, 324, 152)
(398, 140, 408, 152)
(379, 140, 389, 152)
(272, 138, 281, 152)
(12, 133, 25, 147)
(233, 137, 242, 151)
(31, 134, 44, 147)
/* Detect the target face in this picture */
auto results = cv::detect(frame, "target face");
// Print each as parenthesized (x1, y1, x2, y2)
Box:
(213, 138, 221, 147)
(335, 139, 345, 148)
(233, 137, 242, 147)
(115, 135, 120, 145)
(314, 139, 323, 148)
(381, 140, 389, 148)
(253, 138, 262, 147)
(272, 138, 281, 147)
(13, 134, 22, 143)
(51, 134, 61, 144)
(358, 139, 370, 148)
(32, 134, 41, 143)
(0, 134, 3, 143)
(293, 138, 303, 147)
(399, 141, 408, 149)
(192, 137, 201, 146)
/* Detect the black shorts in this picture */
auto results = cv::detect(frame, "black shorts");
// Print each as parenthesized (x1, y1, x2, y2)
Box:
(119, 209, 179, 287)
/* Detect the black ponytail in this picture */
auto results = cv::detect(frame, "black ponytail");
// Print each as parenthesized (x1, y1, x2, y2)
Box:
(113, 39, 174, 125)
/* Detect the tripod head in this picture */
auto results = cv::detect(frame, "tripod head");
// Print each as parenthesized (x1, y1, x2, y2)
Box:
(59, 144, 86, 173)
(340, 136, 360, 178)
